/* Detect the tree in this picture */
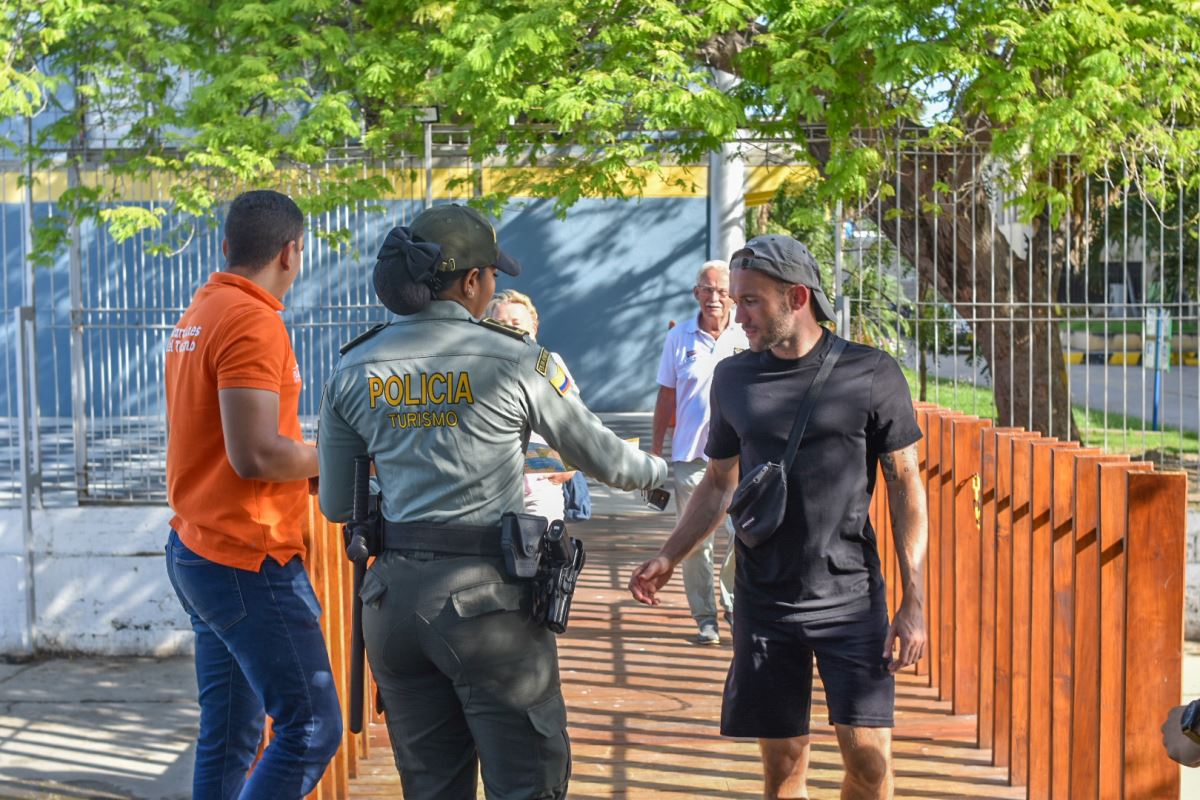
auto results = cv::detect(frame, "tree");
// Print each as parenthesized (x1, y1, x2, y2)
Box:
(4, 1, 1199, 435)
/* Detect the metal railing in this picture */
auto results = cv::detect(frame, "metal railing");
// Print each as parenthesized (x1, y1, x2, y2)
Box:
(819, 145, 1200, 484)
(3, 140, 1199, 505)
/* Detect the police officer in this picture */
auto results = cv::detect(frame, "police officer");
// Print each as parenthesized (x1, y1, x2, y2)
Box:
(317, 204, 667, 800)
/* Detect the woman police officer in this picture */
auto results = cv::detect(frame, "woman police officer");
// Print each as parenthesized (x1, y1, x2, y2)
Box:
(317, 204, 667, 800)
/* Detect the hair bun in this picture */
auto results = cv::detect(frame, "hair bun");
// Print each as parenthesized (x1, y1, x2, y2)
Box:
(374, 258, 435, 315)
(375, 226, 443, 284)
(373, 226, 443, 315)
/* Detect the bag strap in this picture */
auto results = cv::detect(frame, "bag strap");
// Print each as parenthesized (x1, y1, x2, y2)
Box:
(781, 335, 847, 472)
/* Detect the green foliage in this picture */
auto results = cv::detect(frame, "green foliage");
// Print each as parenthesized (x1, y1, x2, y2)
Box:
(4, 1, 1200, 264)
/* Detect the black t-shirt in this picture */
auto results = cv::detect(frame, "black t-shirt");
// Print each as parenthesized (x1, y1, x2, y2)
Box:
(705, 330, 922, 622)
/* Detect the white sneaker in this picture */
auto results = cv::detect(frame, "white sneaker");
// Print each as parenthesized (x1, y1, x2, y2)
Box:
(694, 620, 720, 646)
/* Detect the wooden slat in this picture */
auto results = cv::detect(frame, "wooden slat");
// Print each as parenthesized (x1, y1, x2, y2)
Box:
(872, 464, 894, 618)
(1066, 454, 1131, 800)
(993, 430, 1040, 770)
(1008, 434, 1042, 786)
(924, 408, 944, 691)
(1096, 461, 1153, 800)
(1047, 447, 1099, 800)
(1122, 471, 1187, 800)
(1027, 439, 1075, 800)
(939, 412, 966, 703)
(977, 427, 1021, 751)
(915, 406, 933, 679)
(951, 416, 990, 716)
(292, 500, 373, 800)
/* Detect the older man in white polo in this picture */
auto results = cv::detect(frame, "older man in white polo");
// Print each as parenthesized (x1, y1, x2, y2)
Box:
(651, 260, 748, 645)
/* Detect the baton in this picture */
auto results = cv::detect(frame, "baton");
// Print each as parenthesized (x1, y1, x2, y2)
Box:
(347, 454, 371, 734)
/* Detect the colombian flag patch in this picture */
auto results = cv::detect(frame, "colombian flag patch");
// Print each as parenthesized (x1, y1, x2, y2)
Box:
(548, 362, 573, 397)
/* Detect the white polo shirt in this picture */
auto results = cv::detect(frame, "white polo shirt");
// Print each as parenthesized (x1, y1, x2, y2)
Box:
(656, 315, 748, 463)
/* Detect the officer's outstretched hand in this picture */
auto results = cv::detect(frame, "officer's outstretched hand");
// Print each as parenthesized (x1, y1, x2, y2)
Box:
(629, 555, 674, 606)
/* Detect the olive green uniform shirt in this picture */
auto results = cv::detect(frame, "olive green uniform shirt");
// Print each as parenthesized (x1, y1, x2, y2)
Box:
(318, 300, 666, 524)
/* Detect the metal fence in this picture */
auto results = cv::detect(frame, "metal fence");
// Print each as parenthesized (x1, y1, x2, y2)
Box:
(2, 146, 476, 506)
(812, 143, 1199, 485)
(3, 139, 1198, 507)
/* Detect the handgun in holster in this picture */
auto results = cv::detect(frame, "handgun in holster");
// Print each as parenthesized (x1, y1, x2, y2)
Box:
(500, 512, 587, 634)
(344, 454, 381, 734)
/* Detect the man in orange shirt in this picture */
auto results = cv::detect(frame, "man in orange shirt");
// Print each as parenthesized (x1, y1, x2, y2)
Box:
(164, 190, 341, 799)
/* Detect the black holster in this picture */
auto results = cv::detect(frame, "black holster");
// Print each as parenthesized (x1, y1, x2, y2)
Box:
(500, 512, 586, 634)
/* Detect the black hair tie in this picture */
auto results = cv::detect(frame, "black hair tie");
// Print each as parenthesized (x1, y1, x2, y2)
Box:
(375, 226, 443, 287)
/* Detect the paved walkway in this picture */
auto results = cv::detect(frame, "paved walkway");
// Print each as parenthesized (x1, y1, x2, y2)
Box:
(349, 487, 1023, 799)
(1, 484, 1197, 798)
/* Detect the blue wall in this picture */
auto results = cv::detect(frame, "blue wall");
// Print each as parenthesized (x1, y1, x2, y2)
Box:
(3, 195, 710, 417)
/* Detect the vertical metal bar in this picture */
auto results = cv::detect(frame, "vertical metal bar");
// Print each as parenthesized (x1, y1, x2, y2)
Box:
(1140, 173, 1148, 452)
(1083, 173, 1092, 445)
(67, 154, 89, 498)
(1064, 159, 1072, 440)
(1046, 162, 1053, 438)
(1113, 182, 1123, 453)
(22, 116, 42, 504)
(989, 154, 997, 421)
(424, 122, 434, 210)
(14, 305, 37, 652)
(895, 135, 908, 395)
(834, 199, 846, 338)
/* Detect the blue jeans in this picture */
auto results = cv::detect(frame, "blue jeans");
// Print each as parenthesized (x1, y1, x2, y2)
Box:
(165, 529, 342, 799)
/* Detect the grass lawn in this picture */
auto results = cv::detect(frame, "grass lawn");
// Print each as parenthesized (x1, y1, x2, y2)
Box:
(1063, 318, 1199, 336)
(903, 367, 1199, 460)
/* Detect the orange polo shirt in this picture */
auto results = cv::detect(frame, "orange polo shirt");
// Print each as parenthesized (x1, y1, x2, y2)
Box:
(165, 272, 308, 571)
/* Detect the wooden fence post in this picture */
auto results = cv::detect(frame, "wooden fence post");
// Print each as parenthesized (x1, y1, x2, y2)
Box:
(951, 416, 990, 716)
(1060, 453, 1127, 799)
(914, 406, 933, 679)
(1122, 471, 1187, 800)
(978, 427, 1022, 751)
(1096, 461, 1153, 800)
(1008, 434, 1044, 786)
(939, 412, 967, 703)
(300, 498, 373, 800)
(924, 408, 945, 691)
(1046, 447, 1100, 800)
(992, 430, 1040, 770)
(1027, 439, 1076, 800)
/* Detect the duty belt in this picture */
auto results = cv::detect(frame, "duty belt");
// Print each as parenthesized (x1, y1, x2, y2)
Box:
(382, 521, 504, 556)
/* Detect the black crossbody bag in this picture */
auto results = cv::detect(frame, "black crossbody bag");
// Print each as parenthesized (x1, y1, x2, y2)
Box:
(726, 336, 846, 548)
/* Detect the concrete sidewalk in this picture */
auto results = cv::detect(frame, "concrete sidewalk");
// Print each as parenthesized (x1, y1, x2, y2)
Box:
(0, 658, 196, 799)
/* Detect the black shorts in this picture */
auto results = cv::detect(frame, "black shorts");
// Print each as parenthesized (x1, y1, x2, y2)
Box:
(720, 605, 895, 738)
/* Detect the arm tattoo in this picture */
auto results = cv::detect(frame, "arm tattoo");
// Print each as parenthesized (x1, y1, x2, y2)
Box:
(879, 451, 899, 483)
(879, 444, 918, 485)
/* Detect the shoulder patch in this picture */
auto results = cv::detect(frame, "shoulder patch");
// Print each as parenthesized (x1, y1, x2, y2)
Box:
(547, 359, 574, 397)
(535, 347, 550, 376)
(477, 317, 529, 341)
(339, 323, 387, 355)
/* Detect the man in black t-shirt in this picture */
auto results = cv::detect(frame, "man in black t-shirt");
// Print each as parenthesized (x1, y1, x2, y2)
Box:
(630, 234, 928, 800)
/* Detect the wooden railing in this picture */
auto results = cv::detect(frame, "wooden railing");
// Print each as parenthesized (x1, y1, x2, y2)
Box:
(873, 402, 1188, 799)
(299, 498, 373, 800)
(293, 400, 1186, 799)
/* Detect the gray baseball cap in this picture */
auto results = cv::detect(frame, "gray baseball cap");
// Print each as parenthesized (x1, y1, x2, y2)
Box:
(731, 234, 835, 322)
(410, 204, 521, 276)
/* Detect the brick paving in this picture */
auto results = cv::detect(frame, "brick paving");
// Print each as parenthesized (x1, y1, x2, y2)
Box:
(348, 486, 1021, 799)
